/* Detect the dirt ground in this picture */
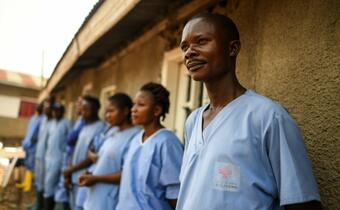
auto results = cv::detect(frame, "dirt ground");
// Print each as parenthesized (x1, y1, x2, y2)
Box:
(0, 170, 35, 210)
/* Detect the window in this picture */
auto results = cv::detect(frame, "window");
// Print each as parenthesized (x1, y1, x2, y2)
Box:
(18, 100, 37, 118)
(99, 85, 116, 119)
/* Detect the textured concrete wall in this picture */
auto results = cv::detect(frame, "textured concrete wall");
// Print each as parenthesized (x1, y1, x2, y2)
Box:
(0, 84, 39, 98)
(56, 36, 168, 116)
(114, 36, 167, 95)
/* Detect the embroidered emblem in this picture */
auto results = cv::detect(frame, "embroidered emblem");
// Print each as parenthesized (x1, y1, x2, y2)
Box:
(213, 162, 240, 192)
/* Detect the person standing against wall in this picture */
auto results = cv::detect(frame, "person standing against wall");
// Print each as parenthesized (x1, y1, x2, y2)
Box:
(18, 103, 43, 192)
(63, 96, 105, 210)
(79, 93, 140, 210)
(177, 13, 321, 210)
(116, 83, 183, 210)
(28, 96, 55, 210)
(54, 96, 85, 210)
(43, 103, 71, 210)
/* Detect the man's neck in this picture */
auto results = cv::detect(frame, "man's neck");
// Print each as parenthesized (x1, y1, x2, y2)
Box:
(205, 73, 246, 110)
(86, 116, 99, 124)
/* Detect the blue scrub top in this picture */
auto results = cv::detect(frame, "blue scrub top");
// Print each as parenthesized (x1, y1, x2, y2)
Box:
(66, 118, 86, 158)
(116, 128, 183, 210)
(84, 126, 140, 210)
(22, 114, 42, 171)
(87, 125, 118, 173)
(71, 120, 105, 184)
(44, 118, 71, 197)
(177, 90, 320, 210)
(54, 118, 85, 203)
(34, 116, 54, 191)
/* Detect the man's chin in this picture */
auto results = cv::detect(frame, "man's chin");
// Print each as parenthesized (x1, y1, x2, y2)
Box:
(191, 74, 205, 82)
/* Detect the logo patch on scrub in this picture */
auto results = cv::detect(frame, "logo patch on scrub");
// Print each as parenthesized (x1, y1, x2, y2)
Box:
(213, 162, 240, 192)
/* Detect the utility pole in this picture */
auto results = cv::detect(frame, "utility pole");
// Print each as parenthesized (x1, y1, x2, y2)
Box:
(40, 50, 44, 88)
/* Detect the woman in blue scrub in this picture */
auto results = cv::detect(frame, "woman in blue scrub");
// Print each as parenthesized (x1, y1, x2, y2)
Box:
(116, 83, 183, 210)
(78, 93, 140, 210)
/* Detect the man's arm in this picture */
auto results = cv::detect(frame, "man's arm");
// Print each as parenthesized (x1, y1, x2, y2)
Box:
(285, 200, 322, 210)
(63, 157, 93, 178)
(168, 199, 177, 209)
(78, 172, 121, 186)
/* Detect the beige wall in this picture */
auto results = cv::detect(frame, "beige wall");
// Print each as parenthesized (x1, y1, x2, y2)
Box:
(223, 0, 339, 208)
(0, 116, 28, 142)
(52, 0, 339, 208)
(0, 84, 39, 98)
(0, 84, 40, 143)
(58, 36, 168, 105)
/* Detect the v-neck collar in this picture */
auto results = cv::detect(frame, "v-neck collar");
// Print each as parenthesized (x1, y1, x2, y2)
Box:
(139, 128, 166, 145)
(200, 90, 250, 143)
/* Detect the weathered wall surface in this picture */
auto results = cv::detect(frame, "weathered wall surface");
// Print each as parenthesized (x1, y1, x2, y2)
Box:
(114, 36, 167, 95)
(59, 36, 167, 101)
(0, 116, 28, 141)
(0, 84, 39, 98)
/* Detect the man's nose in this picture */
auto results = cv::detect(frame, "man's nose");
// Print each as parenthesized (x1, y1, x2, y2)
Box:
(184, 45, 198, 59)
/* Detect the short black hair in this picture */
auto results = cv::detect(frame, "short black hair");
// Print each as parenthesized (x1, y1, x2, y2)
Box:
(52, 102, 65, 115)
(82, 95, 100, 111)
(107, 93, 133, 120)
(189, 12, 240, 41)
(36, 103, 44, 114)
(45, 95, 56, 104)
(140, 82, 170, 121)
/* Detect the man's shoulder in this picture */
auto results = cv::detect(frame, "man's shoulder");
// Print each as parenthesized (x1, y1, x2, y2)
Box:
(186, 106, 205, 126)
(244, 90, 289, 117)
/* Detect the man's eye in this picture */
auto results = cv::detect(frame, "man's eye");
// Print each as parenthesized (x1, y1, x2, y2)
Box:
(181, 44, 188, 51)
(198, 39, 208, 44)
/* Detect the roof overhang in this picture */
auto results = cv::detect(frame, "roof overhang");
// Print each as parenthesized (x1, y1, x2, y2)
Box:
(39, 0, 218, 101)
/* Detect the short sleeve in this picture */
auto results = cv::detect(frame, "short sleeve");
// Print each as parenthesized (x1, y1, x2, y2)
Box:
(159, 138, 184, 200)
(264, 111, 320, 206)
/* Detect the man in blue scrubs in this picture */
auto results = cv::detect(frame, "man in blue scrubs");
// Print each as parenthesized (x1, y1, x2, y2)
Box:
(177, 13, 321, 210)
(43, 103, 71, 209)
(63, 96, 105, 210)
(19, 103, 43, 192)
(29, 96, 55, 210)
(54, 96, 85, 210)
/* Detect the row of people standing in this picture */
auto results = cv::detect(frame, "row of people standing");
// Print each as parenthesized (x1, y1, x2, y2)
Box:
(21, 12, 321, 210)
(23, 82, 183, 210)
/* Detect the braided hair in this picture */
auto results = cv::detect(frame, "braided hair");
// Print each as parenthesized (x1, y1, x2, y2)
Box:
(140, 82, 170, 121)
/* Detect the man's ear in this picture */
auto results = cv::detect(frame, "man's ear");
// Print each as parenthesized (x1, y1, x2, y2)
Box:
(229, 40, 241, 57)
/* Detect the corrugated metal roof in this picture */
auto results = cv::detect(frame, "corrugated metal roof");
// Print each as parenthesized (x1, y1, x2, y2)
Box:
(0, 69, 45, 90)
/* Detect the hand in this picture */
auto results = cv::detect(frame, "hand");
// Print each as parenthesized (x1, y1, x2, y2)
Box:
(78, 174, 95, 187)
(63, 168, 72, 179)
(87, 151, 98, 163)
(64, 177, 72, 189)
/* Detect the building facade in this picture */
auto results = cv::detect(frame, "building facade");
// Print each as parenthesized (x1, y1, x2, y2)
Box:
(40, 0, 340, 208)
